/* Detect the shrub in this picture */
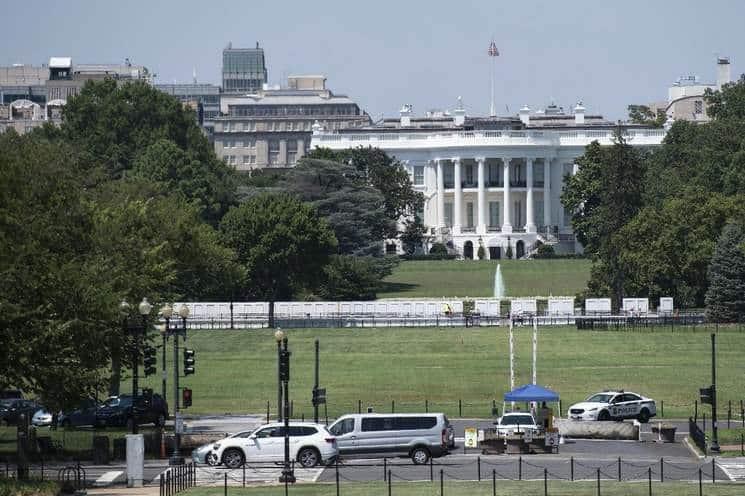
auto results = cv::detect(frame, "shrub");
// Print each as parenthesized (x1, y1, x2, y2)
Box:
(534, 244, 555, 259)
(429, 242, 448, 256)
(505, 244, 513, 259)
(477, 245, 486, 260)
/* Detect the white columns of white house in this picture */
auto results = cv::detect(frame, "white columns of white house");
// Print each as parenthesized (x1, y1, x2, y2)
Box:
(543, 158, 552, 229)
(502, 157, 513, 233)
(453, 158, 462, 234)
(525, 157, 536, 233)
(476, 157, 486, 234)
(436, 159, 445, 229)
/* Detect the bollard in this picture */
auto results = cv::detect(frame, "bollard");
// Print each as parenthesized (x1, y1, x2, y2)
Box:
(459, 399, 462, 417)
(648, 467, 652, 496)
(699, 467, 703, 496)
(493, 469, 496, 496)
(478, 456, 481, 481)
(335, 458, 340, 496)
(518, 456, 522, 480)
(544, 468, 548, 496)
(224, 473, 227, 496)
(660, 457, 663, 483)
(712, 458, 715, 483)
(570, 456, 574, 481)
(383, 458, 387, 481)
(596, 468, 600, 496)
(440, 469, 444, 496)
(618, 457, 621, 482)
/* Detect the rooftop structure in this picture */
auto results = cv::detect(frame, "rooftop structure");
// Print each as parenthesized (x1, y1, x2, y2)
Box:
(222, 42, 267, 94)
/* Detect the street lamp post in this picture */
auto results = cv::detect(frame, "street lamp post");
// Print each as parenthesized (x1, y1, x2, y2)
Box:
(276, 328, 283, 422)
(122, 298, 152, 435)
(160, 305, 172, 402)
(169, 304, 189, 465)
(275, 330, 295, 485)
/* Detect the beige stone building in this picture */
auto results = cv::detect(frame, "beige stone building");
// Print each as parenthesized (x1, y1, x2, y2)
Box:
(213, 75, 370, 171)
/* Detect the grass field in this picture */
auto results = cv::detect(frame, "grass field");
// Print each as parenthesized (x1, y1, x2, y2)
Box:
(378, 259, 592, 298)
(131, 325, 745, 420)
(182, 481, 744, 496)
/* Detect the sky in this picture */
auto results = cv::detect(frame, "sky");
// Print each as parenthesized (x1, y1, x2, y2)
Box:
(3, 1, 744, 121)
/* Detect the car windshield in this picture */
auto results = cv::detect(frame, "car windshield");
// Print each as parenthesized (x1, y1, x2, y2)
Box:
(501, 414, 534, 426)
(586, 393, 614, 403)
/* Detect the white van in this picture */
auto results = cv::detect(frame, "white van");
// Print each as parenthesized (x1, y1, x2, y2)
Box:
(328, 413, 453, 464)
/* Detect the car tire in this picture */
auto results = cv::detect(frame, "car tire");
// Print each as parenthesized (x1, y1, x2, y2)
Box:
(638, 409, 650, 423)
(206, 452, 219, 467)
(297, 447, 320, 468)
(222, 448, 244, 469)
(410, 446, 430, 465)
(598, 410, 611, 421)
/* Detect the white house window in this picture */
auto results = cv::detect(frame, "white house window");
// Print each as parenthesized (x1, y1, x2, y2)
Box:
(234, 122, 243, 132)
(465, 164, 475, 186)
(489, 202, 500, 228)
(466, 202, 474, 227)
(413, 165, 424, 185)
(235, 140, 243, 148)
(287, 140, 298, 165)
(694, 100, 703, 114)
(243, 156, 251, 165)
(268, 140, 280, 165)
(444, 203, 453, 227)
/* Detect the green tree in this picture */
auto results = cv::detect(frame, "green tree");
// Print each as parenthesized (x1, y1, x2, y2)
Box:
(220, 193, 337, 327)
(61, 79, 235, 224)
(317, 255, 395, 300)
(0, 131, 112, 410)
(284, 159, 392, 255)
(705, 76, 745, 121)
(705, 221, 745, 322)
(627, 104, 666, 127)
(401, 216, 428, 255)
(306, 147, 424, 237)
(562, 133, 646, 307)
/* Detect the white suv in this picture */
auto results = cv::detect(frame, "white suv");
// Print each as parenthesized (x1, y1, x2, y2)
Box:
(211, 422, 338, 468)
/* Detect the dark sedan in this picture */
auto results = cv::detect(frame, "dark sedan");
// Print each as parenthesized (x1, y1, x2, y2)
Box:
(58, 400, 99, 428)
(95, 394, 168, 430)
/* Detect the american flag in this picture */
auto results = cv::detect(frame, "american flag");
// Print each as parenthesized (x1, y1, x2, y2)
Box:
(488, 41, 499, 57)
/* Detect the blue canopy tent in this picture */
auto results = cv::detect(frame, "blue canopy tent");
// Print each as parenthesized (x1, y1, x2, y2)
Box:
(504, 384, 560, 403)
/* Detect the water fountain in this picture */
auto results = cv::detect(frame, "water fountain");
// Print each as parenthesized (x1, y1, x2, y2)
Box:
(494, 263, 506, 298)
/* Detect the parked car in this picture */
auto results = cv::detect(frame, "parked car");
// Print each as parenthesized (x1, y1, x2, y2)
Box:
(31, 409, 54, 427)
(0, 399, 43, 426)
(95, 394, 168, 430)
(0, 390, 23, 400)
(210, 422, 337, 469)
(494, 412, 539, 436)
(58, 399, 99, 428)
(192, 439, 224, 466)
(568, 390, 657, 423)
(328, 413, 453, 464)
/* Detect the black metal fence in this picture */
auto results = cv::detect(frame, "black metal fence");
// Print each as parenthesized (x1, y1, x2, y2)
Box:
(689, 417, 707, 455)
(160, 462, 196, 496)
(189, 456, 723, 496)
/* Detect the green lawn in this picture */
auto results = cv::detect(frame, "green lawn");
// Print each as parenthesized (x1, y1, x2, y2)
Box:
(378, 259, 591, 298)
(183, 480, 745, 496)
(130, 325, 745, 420)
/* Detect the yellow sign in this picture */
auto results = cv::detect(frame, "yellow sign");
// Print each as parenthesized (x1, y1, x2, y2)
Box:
(465, 427, 478, 448)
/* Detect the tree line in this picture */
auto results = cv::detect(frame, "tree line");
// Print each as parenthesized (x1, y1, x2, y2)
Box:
(0, 80, 421, 408)
(562, 77, 745, 321)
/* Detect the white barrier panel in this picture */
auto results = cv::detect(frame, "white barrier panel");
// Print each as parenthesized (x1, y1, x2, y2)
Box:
(548, 297, 574, 316)
(585, 298, 611, 315)
(510, 299, 537, 315)
(659, 297, 674, 314)
(622, 298, 649, 314)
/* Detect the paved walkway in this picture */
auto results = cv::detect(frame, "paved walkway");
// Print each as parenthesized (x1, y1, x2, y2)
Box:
(87, 487, 161, 496)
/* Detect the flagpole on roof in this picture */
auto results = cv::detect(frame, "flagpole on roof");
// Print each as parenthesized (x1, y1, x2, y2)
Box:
(488, 39, 499, 117)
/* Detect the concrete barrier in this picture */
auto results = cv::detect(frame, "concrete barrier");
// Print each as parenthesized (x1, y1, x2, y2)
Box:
(555, 419, 639, 440)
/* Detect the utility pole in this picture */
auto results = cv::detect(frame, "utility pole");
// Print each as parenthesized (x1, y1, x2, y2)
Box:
(314, 339, 320, 423)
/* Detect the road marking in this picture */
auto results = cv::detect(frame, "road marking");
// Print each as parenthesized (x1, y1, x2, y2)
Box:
(93, 470, 124, 487)
(716, 461, 745, 481)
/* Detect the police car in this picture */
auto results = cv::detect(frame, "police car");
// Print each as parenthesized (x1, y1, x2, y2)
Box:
(567, 390, 657, 423)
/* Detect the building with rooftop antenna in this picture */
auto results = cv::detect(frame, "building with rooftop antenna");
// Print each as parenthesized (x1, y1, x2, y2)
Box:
(222, 42, 267, 94)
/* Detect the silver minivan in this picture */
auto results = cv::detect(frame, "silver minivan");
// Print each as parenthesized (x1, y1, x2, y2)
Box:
(328, 413, 453, 464)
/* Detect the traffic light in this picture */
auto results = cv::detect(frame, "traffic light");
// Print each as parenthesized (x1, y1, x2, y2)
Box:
(183, 349, 195, 376)
(700, 386, 714, 405)
(312, 387, 326, 406)
(182, 388, 192, 408)
(143, 345, 157, 376)
(279, 349, 291, 381)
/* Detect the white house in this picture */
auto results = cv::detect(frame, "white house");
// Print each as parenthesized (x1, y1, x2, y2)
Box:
(311, 101, 665, 259)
